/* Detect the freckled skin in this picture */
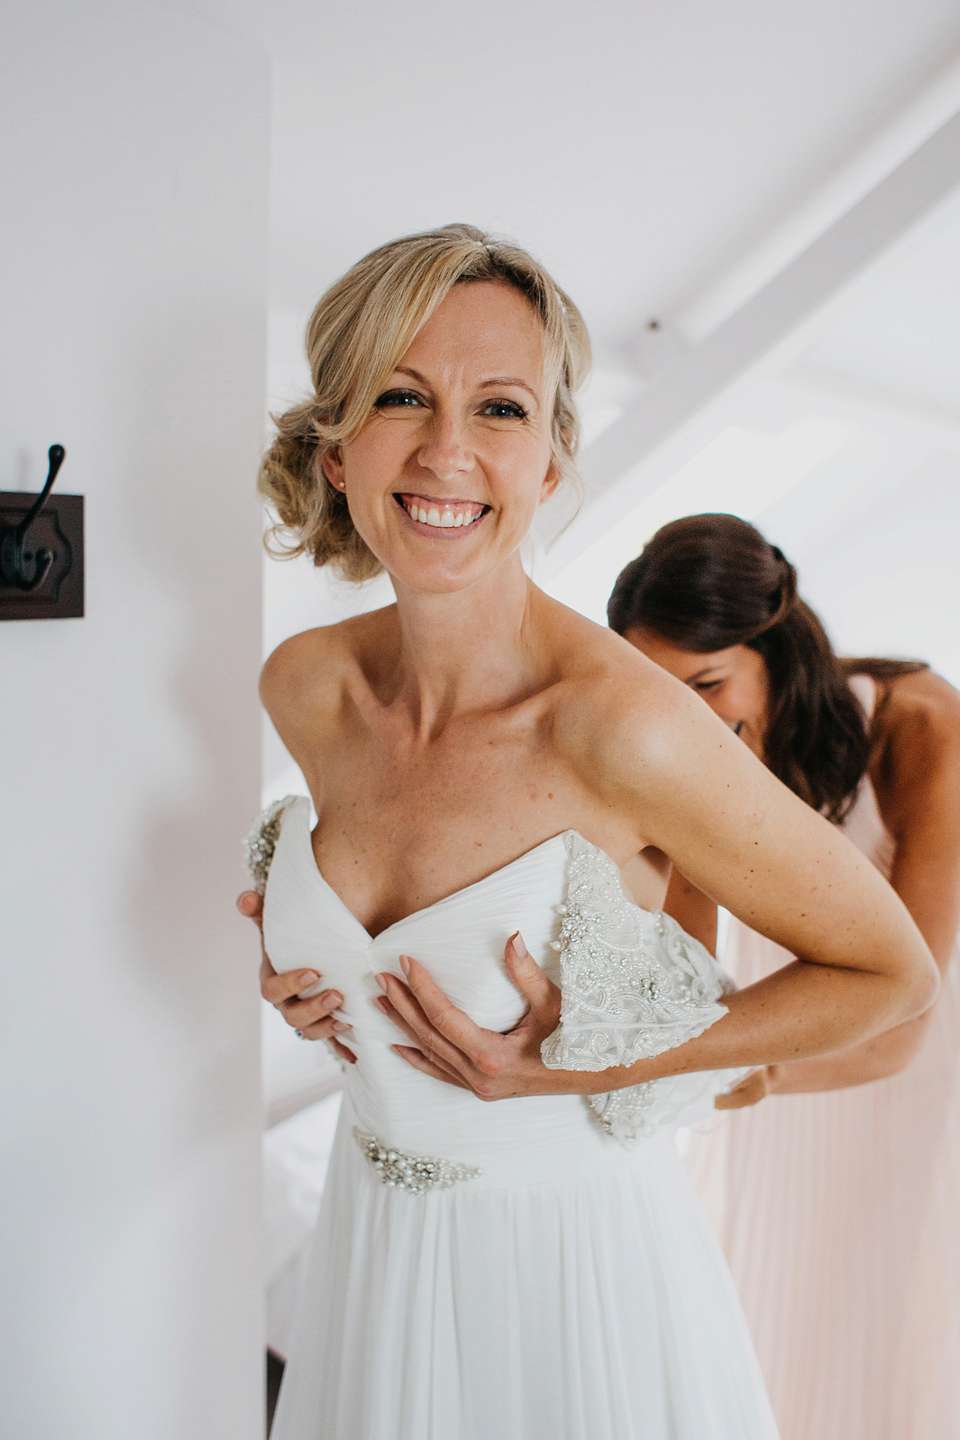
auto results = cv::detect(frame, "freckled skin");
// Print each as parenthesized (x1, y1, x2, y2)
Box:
(623, 631, 770, 758)
(625, 628, 960, 1099)
(253, 281, 937, 1093)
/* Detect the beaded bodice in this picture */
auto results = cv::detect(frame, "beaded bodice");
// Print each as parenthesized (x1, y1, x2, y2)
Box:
(250, 799, 742, 1168)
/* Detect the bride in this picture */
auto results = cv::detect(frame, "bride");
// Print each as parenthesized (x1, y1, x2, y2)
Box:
(244, 223, 936, 1440)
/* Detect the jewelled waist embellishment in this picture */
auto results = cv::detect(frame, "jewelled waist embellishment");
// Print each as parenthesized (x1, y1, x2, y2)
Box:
(352, 1128, 482, 1194)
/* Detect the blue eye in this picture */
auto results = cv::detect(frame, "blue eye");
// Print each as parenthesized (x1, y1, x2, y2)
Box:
(483, 400, 527, 419)
(374, 389, 424, 409)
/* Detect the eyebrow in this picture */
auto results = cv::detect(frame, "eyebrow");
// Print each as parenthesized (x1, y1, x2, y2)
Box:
(394, 367, 540, 404)
(686, 665, 723, 682)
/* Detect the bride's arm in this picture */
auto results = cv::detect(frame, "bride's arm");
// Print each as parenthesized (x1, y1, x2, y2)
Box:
(382, 667, 938, 1099)
(723, 670, 960, 1102)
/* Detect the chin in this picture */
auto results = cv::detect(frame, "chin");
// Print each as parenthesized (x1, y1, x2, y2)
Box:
(391, 558, 496, 595)
(370, 524, 527, 597)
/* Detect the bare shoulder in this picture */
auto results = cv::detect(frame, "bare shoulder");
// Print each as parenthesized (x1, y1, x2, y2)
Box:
(545, 603, 733, 800)
(867, 668, 960, 823)
(260, 605, 397, 733)
(874, 668, 960, 759)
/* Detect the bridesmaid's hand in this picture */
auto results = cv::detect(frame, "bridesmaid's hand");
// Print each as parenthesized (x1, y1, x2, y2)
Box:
(374, 933, 564, 1098)
(237, 890, 357, 1063)
(714, 1065, 780, 1109)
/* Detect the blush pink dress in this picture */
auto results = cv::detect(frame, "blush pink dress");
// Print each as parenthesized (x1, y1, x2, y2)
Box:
(687, 675, 960, 1440)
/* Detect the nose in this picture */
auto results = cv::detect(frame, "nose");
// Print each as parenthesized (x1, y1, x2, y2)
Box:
(416, 413, 471, 481)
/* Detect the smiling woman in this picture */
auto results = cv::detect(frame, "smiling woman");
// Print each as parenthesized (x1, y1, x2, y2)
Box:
(258, 222, 587, 583)
(243, 225, 937, 1440)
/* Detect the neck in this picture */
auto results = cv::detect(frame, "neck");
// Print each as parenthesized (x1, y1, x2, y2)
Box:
(387, 554, 543, 736)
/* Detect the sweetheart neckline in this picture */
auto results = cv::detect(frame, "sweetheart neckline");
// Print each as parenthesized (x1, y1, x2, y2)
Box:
(284, 798, 578, 944)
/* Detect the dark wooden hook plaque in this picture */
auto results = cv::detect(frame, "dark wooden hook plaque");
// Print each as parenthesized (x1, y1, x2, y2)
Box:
(1, 446, 84, 620)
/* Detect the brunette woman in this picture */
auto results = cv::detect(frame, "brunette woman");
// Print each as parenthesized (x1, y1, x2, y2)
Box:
(610, 512, 960, 1440)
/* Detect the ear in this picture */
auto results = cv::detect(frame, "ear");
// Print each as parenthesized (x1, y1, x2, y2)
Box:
(320, 444, 345, 492)
(538, 457, 561, 505)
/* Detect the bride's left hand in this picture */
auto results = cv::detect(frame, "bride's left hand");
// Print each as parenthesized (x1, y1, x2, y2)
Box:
(375, 933, 566, 1099)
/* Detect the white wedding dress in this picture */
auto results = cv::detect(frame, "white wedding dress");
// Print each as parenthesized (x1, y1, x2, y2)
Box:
(254, 797, 778, 1440)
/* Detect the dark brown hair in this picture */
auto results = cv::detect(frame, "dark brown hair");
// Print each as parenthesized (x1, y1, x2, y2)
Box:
(607, 514, 926, 821)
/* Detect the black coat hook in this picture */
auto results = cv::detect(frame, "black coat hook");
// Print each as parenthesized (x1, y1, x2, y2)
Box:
(0, 445, 66, 591)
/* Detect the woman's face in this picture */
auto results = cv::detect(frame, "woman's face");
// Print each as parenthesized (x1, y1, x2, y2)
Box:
(323, 280, 558, 594)
(624, 627, 771, 759)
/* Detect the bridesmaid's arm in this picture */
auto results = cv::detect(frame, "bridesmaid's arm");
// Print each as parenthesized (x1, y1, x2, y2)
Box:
(663, 868, 718, 956)
(742, 672, 960, 1100)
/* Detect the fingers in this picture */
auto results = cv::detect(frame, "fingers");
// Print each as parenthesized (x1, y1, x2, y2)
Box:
(374, 979, 476, 1083)
(503, 932, 561, 1019)
(392, 1044, 470, 1089)
(237, 890, 264, 929)
(281, 988, 349, 1034)
(296, 1011, 352, 1042)
(715, 1068, 770, 1110)
(397, 956, 488, 1053)
(261, 966, 320, 1006)
(331, 1038, 357, 1065)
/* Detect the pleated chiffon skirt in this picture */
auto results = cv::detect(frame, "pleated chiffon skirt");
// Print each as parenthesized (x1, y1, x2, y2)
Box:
(271, 1097, 779, 1440)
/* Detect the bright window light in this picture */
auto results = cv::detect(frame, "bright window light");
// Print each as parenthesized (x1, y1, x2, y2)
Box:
(545, 417, 851, 624)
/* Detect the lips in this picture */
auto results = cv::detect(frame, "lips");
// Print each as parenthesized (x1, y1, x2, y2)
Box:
(395, 493, 489, 530)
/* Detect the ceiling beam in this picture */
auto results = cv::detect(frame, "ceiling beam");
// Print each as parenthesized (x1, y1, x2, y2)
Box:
(540, 105, 960, 578)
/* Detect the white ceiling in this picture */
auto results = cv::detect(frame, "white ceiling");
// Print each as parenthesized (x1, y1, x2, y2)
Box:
(162, 0, 960, 354)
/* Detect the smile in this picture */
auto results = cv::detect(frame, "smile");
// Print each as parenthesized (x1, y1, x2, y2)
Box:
(395, 493, 489, 530)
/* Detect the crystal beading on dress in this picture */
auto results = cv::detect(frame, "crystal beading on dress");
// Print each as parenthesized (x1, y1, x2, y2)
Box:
(352, 1128, 482, 1193)
(541, 833, 744, 1140)
(254, 799, 779, 1438)
(245, 795, 301, 894)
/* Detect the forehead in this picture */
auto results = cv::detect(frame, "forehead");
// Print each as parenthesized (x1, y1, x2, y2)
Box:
(399, 280, 548, 383)
(626, 628, 743, 676)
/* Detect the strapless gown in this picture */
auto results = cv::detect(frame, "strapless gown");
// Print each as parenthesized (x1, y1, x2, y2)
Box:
(256, 798, 778, 1440)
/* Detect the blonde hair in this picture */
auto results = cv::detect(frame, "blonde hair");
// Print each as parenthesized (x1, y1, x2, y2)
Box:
(258, 223, 592, 581)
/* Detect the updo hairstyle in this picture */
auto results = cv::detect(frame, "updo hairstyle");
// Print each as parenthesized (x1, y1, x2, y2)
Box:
(608, 513, 925, 821)
(259, 223, 592, 582)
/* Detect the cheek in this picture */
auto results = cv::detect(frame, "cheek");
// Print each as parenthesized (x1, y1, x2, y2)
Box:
(344, 424, 417, 481)
(727, 681, 766, 728)
(488, 433, 554, 503)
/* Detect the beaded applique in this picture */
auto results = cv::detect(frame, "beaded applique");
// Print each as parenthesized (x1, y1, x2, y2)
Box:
(353, 1128, 482, 1194)
(244, 795, 302, 893)
(541, 833, 735, 1141)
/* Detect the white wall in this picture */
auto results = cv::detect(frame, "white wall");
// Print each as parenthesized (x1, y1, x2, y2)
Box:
(763, 453, 960, 686)
(0, 5, 269, 1437)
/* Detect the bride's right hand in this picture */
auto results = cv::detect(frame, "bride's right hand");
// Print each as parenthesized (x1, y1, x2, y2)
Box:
(237, 890, 357, 1062)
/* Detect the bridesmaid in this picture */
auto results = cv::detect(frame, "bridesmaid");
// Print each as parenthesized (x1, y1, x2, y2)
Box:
(609, 512, 960, 1440)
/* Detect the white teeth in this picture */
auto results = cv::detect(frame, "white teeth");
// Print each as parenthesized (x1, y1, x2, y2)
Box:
(404, 500, 483, 528)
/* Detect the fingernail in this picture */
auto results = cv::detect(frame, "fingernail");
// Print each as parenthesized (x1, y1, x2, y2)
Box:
(511, 932, 529, 958)
(323, 992, 343, 1009)
(301, 971, 319, 985)
(332, 1020, 352, 1034)
(399, 955, 411, 976)
(375, 973, 387, 992)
